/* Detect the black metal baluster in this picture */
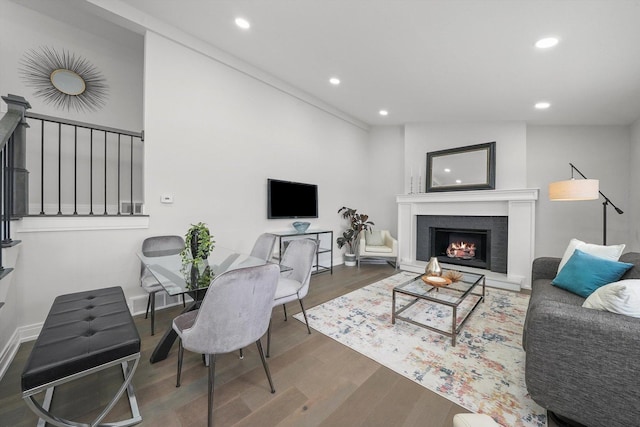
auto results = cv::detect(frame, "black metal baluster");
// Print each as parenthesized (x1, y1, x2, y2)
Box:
(104, 131, 107, 215)
(57, 123, 61, 215)
(130, 135, 133, 215)
(40, 120, 44, 215)
(89, 129, 93, 215)
(73, 126, 77, 215)
(117, 134, 121, 215)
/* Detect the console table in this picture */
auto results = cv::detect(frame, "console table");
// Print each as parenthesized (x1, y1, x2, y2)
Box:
(272, 229, 333, 275)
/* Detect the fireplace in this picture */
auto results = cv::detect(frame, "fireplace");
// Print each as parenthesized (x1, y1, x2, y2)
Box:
(416, 215, 508, 274)
(396, 189, 538, 290)
(430, 227, 490, 270)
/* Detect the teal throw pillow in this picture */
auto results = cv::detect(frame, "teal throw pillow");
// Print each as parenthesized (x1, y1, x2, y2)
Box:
(551, 249, 634, 298)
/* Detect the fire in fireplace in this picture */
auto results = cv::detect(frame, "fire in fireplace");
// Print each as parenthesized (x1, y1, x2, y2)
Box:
(446, 241, 476, 259)
(416, 215, 507, 274)
(430, 227, 490, 270)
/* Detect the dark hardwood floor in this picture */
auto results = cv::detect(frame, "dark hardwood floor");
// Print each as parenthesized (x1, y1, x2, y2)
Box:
(0, 264, 549, 427)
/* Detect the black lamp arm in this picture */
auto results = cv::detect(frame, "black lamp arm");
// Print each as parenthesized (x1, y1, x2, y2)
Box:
(568, 163, 624, 214)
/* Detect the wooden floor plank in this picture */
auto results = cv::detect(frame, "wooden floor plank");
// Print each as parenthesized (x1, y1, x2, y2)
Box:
(316, 366, 402, 427)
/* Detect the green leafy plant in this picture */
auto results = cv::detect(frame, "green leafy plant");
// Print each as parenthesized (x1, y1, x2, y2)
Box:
(181, 261, 214, 290)
(180, 222, 215, 264)
(336, 207, 374, 254)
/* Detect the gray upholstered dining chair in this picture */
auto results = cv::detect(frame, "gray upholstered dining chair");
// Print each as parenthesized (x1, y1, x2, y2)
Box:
(140, 235, 185, 335)
(172, 263, 279, 427)
(250, 233, 277, 261)
(267, 238, 318, 357)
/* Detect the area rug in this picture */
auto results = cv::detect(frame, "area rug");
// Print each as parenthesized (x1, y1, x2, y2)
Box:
(293, 271, 547, 427)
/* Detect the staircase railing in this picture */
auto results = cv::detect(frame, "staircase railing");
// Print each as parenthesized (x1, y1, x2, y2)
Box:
(0, 94, 30, 278)
(24, 112, 144, 216)
(0, 93, 146, 278)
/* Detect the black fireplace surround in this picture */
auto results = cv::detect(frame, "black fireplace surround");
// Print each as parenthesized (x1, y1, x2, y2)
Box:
(416, 215, 508, 274)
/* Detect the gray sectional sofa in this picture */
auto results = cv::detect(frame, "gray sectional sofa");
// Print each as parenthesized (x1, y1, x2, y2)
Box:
(522, 252, 640, 427)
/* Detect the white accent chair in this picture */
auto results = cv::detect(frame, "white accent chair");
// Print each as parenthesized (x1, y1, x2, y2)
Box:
(357, 229, 398, 268)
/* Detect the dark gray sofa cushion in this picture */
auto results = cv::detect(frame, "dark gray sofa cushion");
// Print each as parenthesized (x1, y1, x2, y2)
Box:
(619, 252, 640, 279)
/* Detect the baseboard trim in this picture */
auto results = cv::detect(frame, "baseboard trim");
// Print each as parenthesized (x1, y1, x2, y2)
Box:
(129, 293, 192, 316)
(0, 322, 43, 380)
(0, 329, 19, 380)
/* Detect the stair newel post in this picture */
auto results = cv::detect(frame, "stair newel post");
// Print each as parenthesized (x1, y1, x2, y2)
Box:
(2, 94, 31, 219)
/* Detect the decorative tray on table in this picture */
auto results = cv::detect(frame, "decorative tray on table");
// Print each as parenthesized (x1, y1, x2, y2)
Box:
(421, 275, 452, 287)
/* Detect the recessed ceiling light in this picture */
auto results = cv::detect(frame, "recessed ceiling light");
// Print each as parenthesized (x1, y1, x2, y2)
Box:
(535, 37, 559, 49)
(329, 77, 340, 85)
(379, 110, 389, 116)
(455, 179, 462, 184)
(444, 168, 451, 173)
(235, 17, 251, 29)
(535, 102, 551, 110)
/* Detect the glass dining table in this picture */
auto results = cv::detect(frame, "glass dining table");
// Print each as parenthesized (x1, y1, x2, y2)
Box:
(138, 246, 289, 363)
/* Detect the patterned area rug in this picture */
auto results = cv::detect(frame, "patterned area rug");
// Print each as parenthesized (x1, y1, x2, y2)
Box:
(294, 271, 547, 427)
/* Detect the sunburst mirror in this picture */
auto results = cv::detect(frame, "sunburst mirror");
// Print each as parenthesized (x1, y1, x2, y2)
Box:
(19, 46, 108, 112)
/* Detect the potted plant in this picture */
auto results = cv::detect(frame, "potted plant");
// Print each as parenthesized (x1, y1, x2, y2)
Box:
(336, 207, 374, 266)
(180, 222, 215, 289)
(180, 222, 215, 264)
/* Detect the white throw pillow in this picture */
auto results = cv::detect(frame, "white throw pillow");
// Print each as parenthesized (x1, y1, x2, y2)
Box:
(365, 230, 384, 246)
(558, 238, 625, 272)
(583, 279, 640, 318)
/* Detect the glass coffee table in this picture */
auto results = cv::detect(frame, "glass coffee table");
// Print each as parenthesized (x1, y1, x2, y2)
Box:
(392, 269, 485, 346)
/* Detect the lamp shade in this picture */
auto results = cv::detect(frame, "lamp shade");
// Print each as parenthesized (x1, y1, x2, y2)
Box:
(549, 178, 599, 201)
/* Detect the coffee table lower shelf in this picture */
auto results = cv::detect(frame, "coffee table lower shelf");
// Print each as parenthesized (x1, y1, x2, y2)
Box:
(391, 273, 485, 346)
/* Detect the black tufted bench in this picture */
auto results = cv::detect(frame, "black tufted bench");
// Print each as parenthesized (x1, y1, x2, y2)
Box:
(21, 286, 142, 427)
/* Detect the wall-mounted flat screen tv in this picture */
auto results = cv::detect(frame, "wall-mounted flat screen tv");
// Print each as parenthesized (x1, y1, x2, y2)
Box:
(268, 179, 318, 219)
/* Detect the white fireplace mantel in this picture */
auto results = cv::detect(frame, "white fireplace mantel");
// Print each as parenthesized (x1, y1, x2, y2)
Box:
(396, 188, 539, 290)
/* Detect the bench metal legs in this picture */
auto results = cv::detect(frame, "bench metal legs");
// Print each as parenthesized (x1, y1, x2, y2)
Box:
(23, 354, 142, 427)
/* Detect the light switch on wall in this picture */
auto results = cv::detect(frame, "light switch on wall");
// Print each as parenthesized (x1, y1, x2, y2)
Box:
(160, 194, 173, 204)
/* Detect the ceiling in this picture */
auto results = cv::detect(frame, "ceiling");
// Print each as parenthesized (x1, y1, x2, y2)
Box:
(22, 0, 640, 127)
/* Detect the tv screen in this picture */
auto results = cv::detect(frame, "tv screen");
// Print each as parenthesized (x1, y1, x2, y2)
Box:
(268, 179, 318, 219)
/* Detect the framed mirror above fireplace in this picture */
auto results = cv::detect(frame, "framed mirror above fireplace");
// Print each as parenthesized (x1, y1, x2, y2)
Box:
(426, 141, 496, 192)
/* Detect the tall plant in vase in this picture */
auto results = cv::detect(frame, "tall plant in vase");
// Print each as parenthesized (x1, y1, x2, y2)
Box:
(336, 207, 374, 266)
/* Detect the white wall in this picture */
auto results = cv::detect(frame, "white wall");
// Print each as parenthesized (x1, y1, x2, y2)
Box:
(403, 122, 527, 193)
(364, 126, 404, 235)
(143, 32, 371, 256)
(0, 0, 143, 129)
(630, 119, 640, 251)
(527, 125, 631, 257)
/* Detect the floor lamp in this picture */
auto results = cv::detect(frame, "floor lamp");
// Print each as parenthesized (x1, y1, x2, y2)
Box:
(549, 162, 623, 245)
